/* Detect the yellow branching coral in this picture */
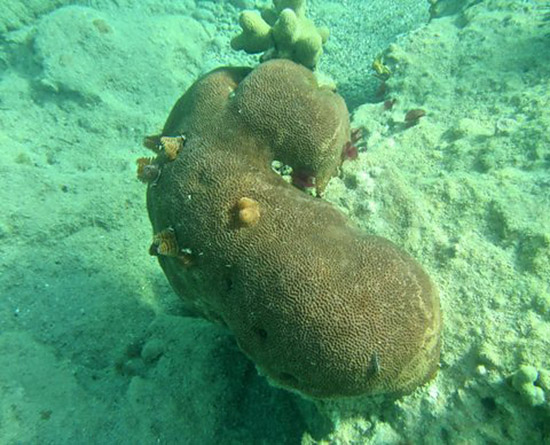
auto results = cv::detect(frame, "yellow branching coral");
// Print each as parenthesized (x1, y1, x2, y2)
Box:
(231, 0, 329, 69)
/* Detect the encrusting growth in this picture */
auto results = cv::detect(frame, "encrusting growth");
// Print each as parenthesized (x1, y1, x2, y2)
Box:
(236, 197, 261, 227)
(160, 135, 185, 161)
(136, 157, 159, 184)
(149, 227, 179, 257)
(138, 58, 442, 399)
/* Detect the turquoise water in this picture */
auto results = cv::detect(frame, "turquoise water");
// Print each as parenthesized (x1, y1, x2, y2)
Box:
(1, 0, 549, 443)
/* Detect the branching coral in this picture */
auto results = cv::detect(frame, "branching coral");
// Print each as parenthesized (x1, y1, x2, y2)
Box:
(231, 0, 329, 69)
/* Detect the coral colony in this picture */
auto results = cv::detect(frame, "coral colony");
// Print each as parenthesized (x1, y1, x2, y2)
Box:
(137, 0, 441, 398)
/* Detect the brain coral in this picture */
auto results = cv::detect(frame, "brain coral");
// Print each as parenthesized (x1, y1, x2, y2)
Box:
(142, 59, 441, 398)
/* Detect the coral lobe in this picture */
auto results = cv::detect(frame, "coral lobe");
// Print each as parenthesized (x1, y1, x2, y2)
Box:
(143, 59, 441, 398)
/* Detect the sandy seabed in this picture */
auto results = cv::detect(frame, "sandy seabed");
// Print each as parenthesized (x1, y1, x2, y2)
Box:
(0, 0, 549, 443)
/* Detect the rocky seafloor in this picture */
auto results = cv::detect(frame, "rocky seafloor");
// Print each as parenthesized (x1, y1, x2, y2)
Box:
(0, 0, 548, 443)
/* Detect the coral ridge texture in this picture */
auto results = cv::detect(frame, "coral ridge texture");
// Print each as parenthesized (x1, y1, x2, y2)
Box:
(144, 59, 441, 398)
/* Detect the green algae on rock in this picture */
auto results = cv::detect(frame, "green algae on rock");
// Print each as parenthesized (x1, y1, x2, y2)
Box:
(141, 59, 442, 398)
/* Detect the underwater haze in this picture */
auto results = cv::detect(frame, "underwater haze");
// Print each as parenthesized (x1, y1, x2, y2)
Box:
(1, 0, 549, 443)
